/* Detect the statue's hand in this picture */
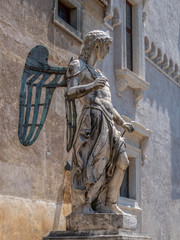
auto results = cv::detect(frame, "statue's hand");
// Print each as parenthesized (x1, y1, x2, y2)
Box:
(93, 77, 107, 90)
(122, 122, 135, 133)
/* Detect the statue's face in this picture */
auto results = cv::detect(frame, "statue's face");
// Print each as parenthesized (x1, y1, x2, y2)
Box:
(95, 42, 110, 60)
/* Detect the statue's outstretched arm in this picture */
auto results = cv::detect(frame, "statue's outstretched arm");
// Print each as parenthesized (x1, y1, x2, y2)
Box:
(66, 76, 106, 99)
(113, 108, 134, 133)
(113, 108, 125, 126)
(66, 59, 107, 99)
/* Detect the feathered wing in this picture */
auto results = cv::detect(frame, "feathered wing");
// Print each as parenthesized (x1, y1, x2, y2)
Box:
(18, 45, 68, 146)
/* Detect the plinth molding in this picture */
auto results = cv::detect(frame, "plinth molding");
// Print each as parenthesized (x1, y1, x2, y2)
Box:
(43, 229, 151, 239)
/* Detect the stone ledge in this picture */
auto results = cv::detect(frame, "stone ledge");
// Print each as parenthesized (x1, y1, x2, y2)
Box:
(43, 229, 151, 240)
(115, 69, 149, 92)
(115, 68, 149, 106)
(66, 213, 137, 231)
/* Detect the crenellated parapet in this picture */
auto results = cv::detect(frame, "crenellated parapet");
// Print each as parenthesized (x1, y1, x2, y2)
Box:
(145, 36, 180, 86)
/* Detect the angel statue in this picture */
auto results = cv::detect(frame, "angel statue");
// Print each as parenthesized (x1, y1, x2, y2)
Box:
(18, 30, 134, 216)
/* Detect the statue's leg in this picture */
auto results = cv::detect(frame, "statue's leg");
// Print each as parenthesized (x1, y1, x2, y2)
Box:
(71, 169, 96, 214)
(86, 181, 114, 214)
(106, 151, 129, 214)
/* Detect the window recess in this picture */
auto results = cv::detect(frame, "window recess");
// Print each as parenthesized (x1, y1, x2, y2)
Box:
(53, 0, 83, 42)
(126, 1, 133, 71)
(113, 0, 149, 106)
(116, 115, 152, 232)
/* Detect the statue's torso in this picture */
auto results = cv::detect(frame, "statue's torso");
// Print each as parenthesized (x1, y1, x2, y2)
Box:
(79, 66, 114, 117)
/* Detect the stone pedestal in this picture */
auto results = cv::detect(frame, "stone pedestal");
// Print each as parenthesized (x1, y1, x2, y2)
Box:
(66, 213, 137, 231)
(43, 229, 151, 240)
(43, 213, 151, 240)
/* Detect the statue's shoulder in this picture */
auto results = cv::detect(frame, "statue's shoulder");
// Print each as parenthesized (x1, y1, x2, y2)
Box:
(68, 59, 86, 77)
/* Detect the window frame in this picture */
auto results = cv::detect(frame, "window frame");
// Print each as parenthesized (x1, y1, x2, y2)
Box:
(115, 115, 152, 232)
(113, 0, 148, 106)
(53, 0, 83, 43)
(120, 156, 137, 200)
(118, 143, 142, 231)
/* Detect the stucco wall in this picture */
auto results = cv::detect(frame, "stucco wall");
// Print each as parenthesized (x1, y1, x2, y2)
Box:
(0, 0, 104, 239)
(145, 0, 180, 67)
(136, 61, 180, 240)
(141, 1, 180, 239)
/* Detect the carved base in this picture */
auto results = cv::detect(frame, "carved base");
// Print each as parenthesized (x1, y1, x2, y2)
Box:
(43, 229, 151, 240)
(66, 213, 137, 231)
(43, 213, 151, 240)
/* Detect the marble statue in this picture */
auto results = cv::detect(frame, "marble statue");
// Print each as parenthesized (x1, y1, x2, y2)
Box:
(17, 29, 151, 239)
(65, 30, 134, 215)
(18, 29, 134, 216)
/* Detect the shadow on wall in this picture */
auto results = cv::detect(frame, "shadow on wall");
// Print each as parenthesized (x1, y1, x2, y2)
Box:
(52, 185, 64, 230)
(52, 171, 71, 231)
(144, 62, 180, 200)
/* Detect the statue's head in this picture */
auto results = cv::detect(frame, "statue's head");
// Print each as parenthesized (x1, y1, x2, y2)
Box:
(79, 30, 113, 63)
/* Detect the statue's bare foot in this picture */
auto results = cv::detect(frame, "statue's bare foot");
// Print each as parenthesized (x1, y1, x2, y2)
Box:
(93, 201, 114, 213)
(106, 202, 130, 215)
(71, 203, 95, 215)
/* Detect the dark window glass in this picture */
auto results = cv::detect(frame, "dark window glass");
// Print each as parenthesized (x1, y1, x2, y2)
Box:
(58, 1, 70, 24)
(120, 166, 129, 198)
(126, 1, 133, 71)
(127, 32, 132, 70)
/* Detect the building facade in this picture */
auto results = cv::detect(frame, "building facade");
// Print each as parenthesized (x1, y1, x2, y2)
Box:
(0, 0, 179, 239)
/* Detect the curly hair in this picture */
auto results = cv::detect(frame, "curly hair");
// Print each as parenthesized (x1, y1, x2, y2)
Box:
(79, 30, 113, 63)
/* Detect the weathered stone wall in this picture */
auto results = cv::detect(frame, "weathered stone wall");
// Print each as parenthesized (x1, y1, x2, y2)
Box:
(0, 0, 104, 239)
